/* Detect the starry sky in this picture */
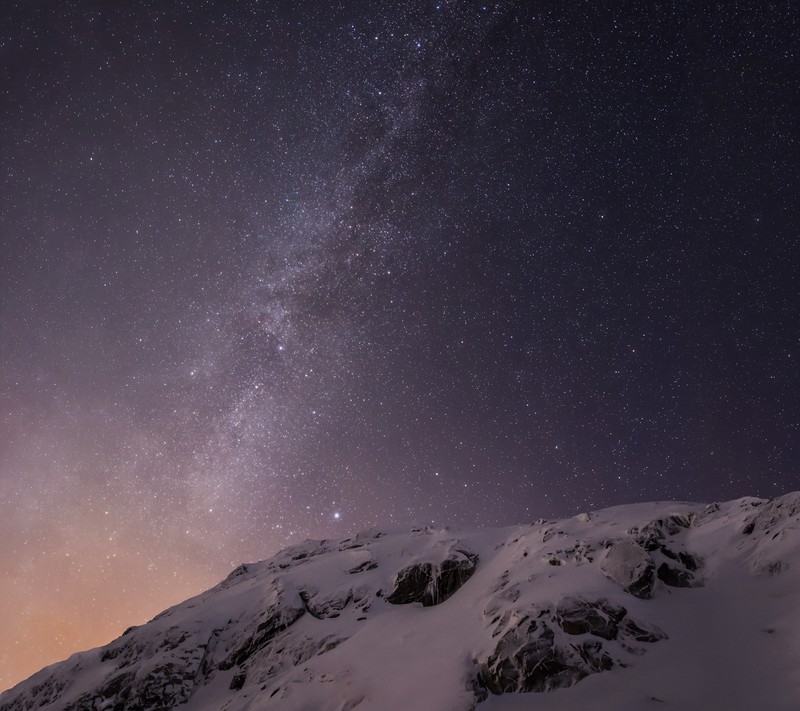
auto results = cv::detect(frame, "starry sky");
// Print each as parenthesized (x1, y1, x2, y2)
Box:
(1, 0, 798, 691)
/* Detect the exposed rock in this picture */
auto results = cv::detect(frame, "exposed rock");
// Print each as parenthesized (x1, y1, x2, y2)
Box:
(230, 670, 247, 690)
(223, 564, 251, 584)
(347, 560, 377, 574)
(678, 551, 701, 571)
(654, 547, 703, 584)
(385, 562, 434, 605)
(220, 604, 305, 670)
(480, 620, 579, 694)
(478, 597, 666, 699)
(338, 529, 384, 552)
(743, 493, 800, 536)
(556, 597, 626, 640)
(692, 502, 721, 527)
(68, 661, 197, 711)
(601, 542, 656, 599)
(386, 549, 478, 606)
(622, 618, 668, 644)
(657, 563, 695, 588)
(467, 669, 489, 703)
(576, 640, 614, 672)
(124, 662, 194, 711)
(631, 515, 692, 551)
(299, 588, 355, 619)
(541, 540, 596, 567)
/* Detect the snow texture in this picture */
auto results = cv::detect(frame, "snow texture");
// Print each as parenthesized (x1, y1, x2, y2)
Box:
(3, 493, 800, 710)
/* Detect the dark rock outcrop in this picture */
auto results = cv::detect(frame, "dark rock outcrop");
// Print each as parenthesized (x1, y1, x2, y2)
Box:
(386, 549, 478, 606)
(480, 620, 578, 694)
(478, 598, 666, 697)
(657, 563, 695, 588)
(622, 618, 667, 644)
(220, 604, 305, 670)
(347, 560, 377, 574)
(556, 597, 627, 640)
(632, 515, 692, 551)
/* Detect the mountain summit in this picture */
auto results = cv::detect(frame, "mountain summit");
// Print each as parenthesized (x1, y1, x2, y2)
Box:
(3, 493, 800, 710)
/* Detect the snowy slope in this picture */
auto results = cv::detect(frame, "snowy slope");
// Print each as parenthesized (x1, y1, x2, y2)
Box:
(3, 493, 800, 711)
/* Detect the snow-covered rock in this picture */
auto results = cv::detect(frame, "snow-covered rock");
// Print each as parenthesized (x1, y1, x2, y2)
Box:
(479, 596, 666, 695)
(385, 541, 478, 606)
(600, 541, 656, 598)
(3, 493, 800, 710)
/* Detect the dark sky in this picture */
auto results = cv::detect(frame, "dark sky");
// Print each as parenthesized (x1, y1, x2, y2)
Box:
(1, 0, 797, 690)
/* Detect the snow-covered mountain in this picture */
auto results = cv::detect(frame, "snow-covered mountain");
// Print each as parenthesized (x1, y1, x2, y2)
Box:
(3, 493, 800, 711)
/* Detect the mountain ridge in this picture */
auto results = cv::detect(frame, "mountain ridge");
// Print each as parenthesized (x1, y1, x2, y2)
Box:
(2, 493, 799, 710)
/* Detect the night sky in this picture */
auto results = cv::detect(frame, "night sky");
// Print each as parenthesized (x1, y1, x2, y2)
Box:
(1, 0, 798, 691)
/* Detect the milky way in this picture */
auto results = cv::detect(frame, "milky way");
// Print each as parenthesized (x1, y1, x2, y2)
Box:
(1, 1, 798, 690)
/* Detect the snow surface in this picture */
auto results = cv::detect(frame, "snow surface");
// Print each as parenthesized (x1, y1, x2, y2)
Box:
(2, 494, 800, 710)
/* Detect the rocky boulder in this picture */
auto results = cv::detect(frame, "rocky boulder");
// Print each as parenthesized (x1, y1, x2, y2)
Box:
(386, 548, 478, 606)
(600, 541, 656, 599)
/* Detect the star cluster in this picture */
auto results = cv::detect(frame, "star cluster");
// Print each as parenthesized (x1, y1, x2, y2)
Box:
(1, 0, 797, 691)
